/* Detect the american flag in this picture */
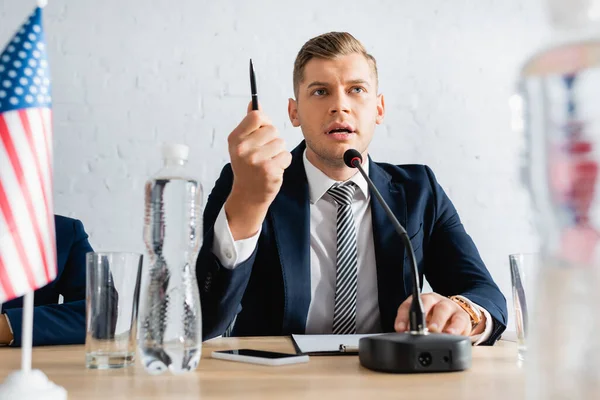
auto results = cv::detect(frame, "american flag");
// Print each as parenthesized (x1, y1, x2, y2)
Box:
(0, 6, 56, 304)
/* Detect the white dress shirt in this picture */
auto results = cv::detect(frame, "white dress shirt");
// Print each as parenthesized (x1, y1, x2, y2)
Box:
(212, 150, 492, 343)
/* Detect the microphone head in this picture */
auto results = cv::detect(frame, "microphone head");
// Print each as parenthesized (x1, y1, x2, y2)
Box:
(344, 149, 363, 168)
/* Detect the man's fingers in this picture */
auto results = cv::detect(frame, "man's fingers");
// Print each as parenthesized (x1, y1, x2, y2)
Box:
(229, 109, 272, 144)
(271, 149, 293, 170)
(421, 294, 439, 316)
(247, 100, 262, 114)
(427, 301, 455, 333)
(246, 138, 287, 166)
(394, 296, 412, 332)
(396, 294, 442, 332)
(443, 312, 471, 336)
(239, 125, 279, 152)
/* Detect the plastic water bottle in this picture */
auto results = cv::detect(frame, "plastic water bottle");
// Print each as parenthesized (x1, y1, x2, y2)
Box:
(139, 143, 203, 375)
(517, 0, 600, 398)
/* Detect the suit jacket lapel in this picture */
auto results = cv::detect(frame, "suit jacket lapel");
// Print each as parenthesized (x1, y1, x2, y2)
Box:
(269, 142, 311, 334)
(368, 159, 409, 332)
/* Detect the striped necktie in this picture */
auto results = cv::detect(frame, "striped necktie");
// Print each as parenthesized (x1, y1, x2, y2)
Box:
(327, 181, 358, 334)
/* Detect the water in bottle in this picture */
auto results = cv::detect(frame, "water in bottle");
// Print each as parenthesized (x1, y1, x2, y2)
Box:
(139, 143, 203, 375)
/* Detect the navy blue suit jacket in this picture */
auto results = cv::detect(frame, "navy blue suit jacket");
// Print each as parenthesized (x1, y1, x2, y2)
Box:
(196, 141, 507, 344)
(2, 215, 92, 346)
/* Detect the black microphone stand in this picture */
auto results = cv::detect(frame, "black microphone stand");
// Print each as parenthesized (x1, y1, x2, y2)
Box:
(344, 150, 472, 373)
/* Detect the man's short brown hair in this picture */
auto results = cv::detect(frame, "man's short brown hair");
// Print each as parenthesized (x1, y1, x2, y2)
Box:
(292, 32, 378, 97)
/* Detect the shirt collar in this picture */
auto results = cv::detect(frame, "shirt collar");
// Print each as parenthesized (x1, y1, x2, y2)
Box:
(302, 149, 370, 204)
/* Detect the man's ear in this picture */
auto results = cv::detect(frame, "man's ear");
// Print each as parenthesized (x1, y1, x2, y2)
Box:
(376, 94, 385, 125)
(288, 98, 301, 127)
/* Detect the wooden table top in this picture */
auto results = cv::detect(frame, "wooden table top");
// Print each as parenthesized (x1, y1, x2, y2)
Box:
(0, 336, 524, 399)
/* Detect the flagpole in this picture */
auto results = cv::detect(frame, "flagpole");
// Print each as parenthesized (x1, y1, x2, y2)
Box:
(0, 289, 66, 398)
(19, 0, 46, 379)
(21, 291, 34, 374)
(20, 0, 44, 377)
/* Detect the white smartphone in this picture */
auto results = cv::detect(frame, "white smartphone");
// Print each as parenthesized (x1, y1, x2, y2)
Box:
(211, 349, 310, 366)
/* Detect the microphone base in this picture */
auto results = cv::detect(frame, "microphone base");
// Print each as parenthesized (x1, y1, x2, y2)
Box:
(359, 332, 472, 373)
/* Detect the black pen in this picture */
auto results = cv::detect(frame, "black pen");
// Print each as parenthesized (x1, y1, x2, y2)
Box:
(250, 59, 258, 111)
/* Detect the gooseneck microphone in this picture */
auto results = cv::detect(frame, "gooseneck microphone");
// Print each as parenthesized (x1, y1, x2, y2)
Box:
(343, 149, 472, 373)
(343, 149, 426, 335)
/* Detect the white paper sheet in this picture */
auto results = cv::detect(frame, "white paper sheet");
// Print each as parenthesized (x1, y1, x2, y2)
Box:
(291, 334, 380, 354)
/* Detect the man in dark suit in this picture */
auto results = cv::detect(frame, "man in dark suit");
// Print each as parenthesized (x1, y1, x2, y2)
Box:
(196, 32, 507, 344)
(0, 215, 92, 346)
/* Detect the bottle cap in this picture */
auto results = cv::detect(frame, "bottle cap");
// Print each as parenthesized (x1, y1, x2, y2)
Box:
(162, 143, 189, 162)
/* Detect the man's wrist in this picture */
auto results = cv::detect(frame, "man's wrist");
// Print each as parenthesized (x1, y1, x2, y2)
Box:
(471, 308, 487, 336)
(449, 295, 482, 333)
(225, 191, 269, 240)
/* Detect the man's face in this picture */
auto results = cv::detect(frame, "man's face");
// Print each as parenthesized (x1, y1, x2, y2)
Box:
(288, 53, 385, 169)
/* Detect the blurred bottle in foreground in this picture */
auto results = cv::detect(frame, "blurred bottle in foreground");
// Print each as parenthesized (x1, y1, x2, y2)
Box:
(517, 0, 600, 398)
(139, 144, 203, 375)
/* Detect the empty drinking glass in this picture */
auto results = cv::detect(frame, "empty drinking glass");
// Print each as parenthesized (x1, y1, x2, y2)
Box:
(509, 253, 540, 363)
(85, 252, 143, 369)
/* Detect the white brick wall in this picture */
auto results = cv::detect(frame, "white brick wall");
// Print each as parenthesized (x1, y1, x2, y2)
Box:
(1, 0, 550, 330)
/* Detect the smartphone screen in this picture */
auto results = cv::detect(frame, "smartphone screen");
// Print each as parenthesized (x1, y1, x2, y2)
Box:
(215, 349, 299, 359)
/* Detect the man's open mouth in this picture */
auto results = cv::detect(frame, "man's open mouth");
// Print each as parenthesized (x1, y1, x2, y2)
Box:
(327, 128, 354, 134)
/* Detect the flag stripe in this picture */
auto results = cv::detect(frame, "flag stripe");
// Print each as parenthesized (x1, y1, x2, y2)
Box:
(0, 180, 36, 293)
(0, 205, 30, 298)
(0, 272, 6, 302)
(39, 108, 56, 268)
(0, 253, 16, 300)
(25, 109, 52, 213)
(39, 109, 53, 177)
(0, 112, 49, 286)
(19, 109, 52, 281)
